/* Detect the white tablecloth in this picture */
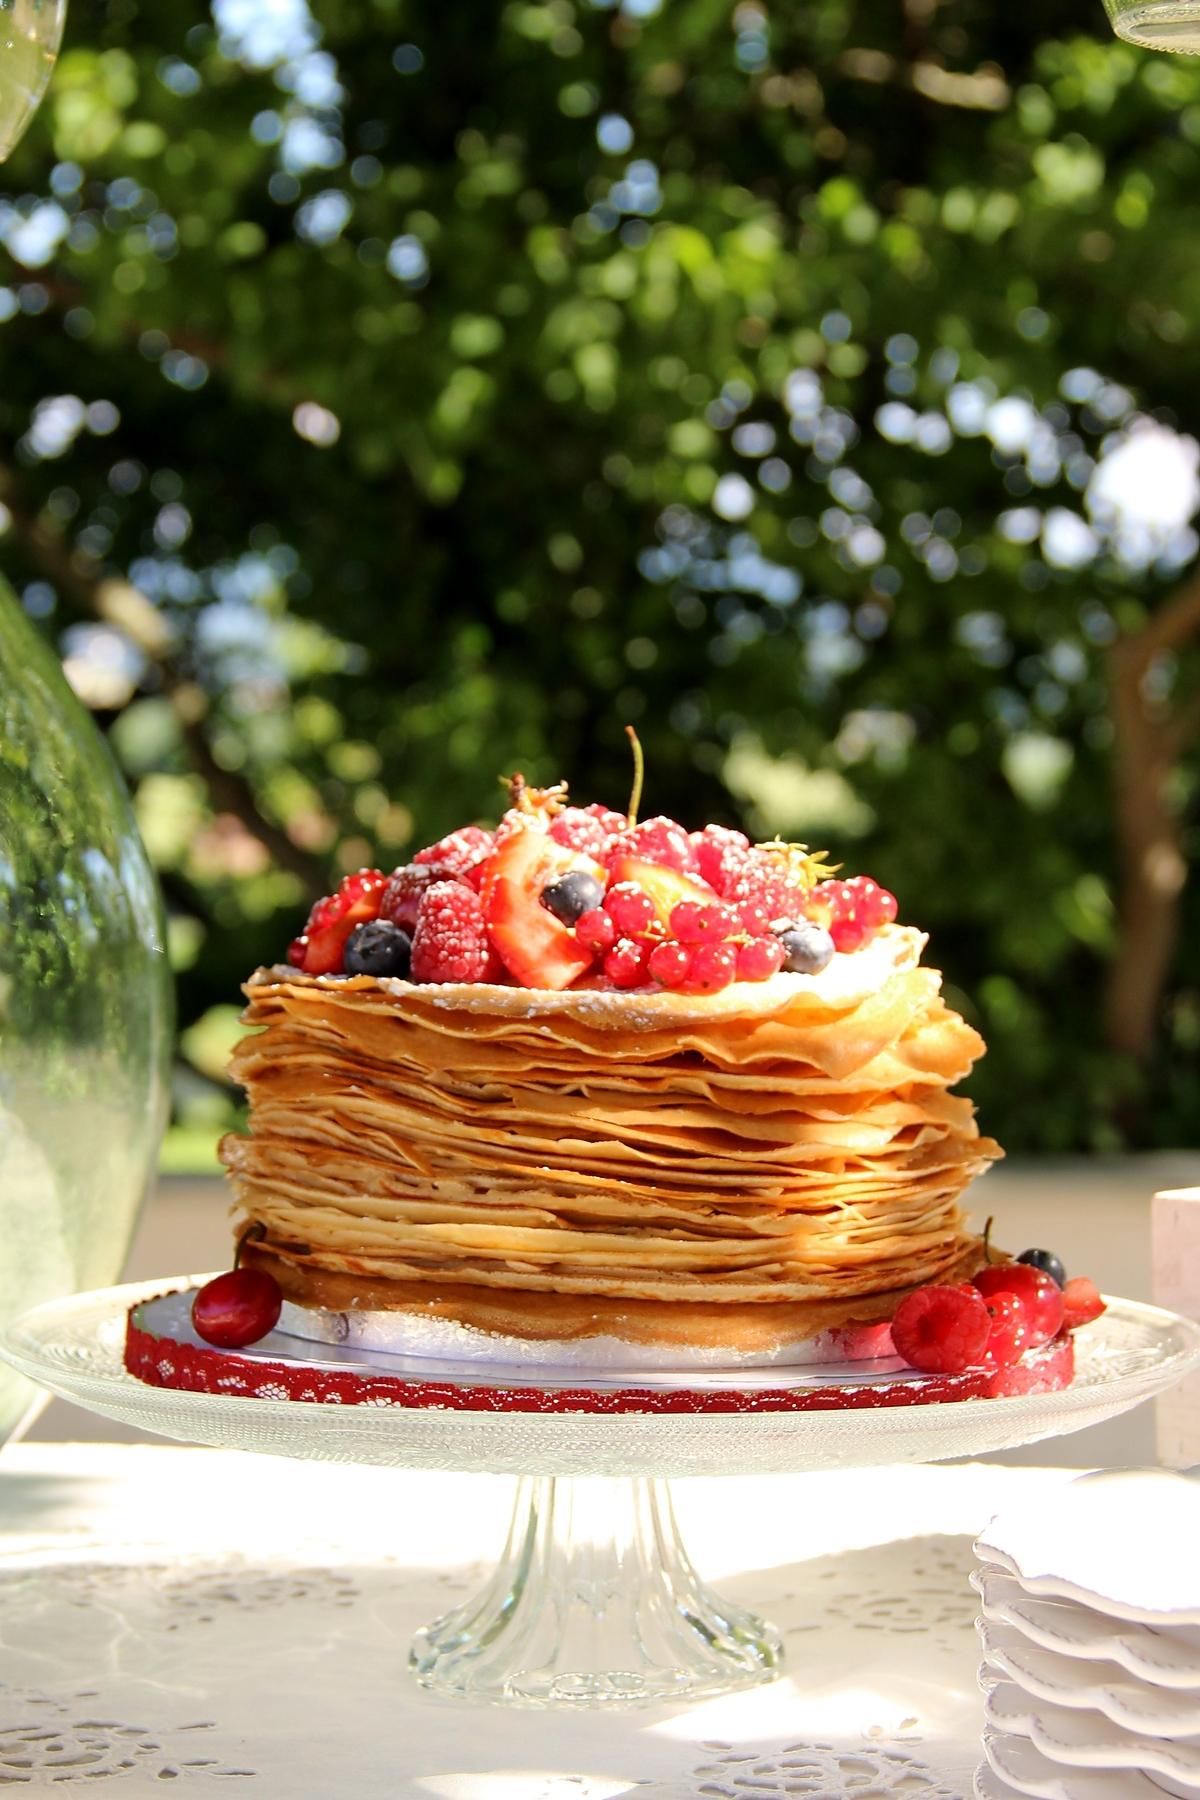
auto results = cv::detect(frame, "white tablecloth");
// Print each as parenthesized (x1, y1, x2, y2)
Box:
(0, 1445, 1094, 1797)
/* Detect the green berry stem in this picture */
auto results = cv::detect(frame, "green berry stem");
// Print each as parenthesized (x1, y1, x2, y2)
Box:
(624, 724, 644, 828)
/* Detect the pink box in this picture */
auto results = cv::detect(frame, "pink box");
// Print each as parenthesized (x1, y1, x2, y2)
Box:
(1155, 1188, 1200, 1469)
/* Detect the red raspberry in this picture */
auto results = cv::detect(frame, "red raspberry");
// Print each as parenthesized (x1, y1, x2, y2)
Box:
(736, 897, 777, 935)
(410, 881, 499, 983)
(413, 825, 495, 880)
(381, 863, 464, 932)
(682, 940, 738, 993)
(604, 882, 659, 937)
(690, 825, 750, 892)
(981, 1291, 1030, 1368)
(604, 937, 650, 988)
(647, 939, 694, 988)
(549, 805, 627, 857)
(735, 935, 786, 982)
(669, 900, 739, 943)
(604, 816, 694, 875)
(974, 1265, 1065, 1347)
(721, 848, 809, 923)
(575, 907, 617, 954)
(890, 1285, 991, 1373)
(1061, 1276, 1106, 1330)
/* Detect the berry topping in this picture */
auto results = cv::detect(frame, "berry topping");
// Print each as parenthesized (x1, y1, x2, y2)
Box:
(736, 935, 787, 982)
(410, 881, 499, 984)
(981, 1290, 1030, 1368)
(604, 816, 695, 875)
(647, 939, 694, 988)
(413, 825, 495, 881)
(1061, 1276, 1106, 1330)
(890, 1284, 991, 1373)
(811, 875, 898, 953)
(1017, 1248, 1066, 1289)
(343, 919, 413, 978)
(549, 805, 628, 857)
(380, 863, 465, 932)
(477, 825, 597, 989)
(605, 855, 718, 930)
(604, 881, 661, 938)
(690, 824, 750, 891)
(604, 937, 651, 988)
(974, 1264, 1065, 1347)
(291, 870, 387, 975)
(669, 899, 739, 943)
(540, 869, 605, 926)
(575, 906, 617, 954)
(192, 1268, 283, 1349)
(681, 940, 739, 993)
(777, 922, 835, 975)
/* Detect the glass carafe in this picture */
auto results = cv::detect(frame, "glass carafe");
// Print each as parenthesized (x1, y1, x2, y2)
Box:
(0, 0, 66, 161)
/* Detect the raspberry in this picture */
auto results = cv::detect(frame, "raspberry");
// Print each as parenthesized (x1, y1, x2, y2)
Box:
(682, 940, 738, 993)
(721, 849, 809, 923)
(1061, 1276, 1106, 1330)
(381, 862, 465, 932)
(890, 1285, 991, 1373)
(604, 816, 694, 875)
(410, 881, 499, 983)
(690, 825, 750, 892)
(981, 1291, 1029, 1368)
(736, 935, 786, 982)
(647, 939, 694, 988)
(549, 805, 627, 857)
(604, 881, 659, 937)
(669, 900, 739, 944)
(974, 1265, 1065, 1347)
(575, 907, 617, 954)
(736, 897, 776, 935)
(413, 826, 495, 880)
(604, 937, 650, 988)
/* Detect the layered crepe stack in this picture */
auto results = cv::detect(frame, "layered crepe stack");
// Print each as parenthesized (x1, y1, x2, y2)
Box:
(221, 924, 1002, 1357)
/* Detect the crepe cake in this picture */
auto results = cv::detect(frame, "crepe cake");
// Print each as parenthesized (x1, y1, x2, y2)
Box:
(219, 774, 1012, 1371)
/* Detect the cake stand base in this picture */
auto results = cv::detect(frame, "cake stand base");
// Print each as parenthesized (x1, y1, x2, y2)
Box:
(409, 1474, 782, 1707)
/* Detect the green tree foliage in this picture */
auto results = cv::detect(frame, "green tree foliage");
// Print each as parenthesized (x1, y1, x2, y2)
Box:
(0, 0, 1197, 1152)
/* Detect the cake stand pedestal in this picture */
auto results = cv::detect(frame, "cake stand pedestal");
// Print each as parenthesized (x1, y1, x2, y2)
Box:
(3, 1278, 1199, 1710)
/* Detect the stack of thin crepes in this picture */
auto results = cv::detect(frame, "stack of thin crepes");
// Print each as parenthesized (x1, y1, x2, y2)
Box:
(221, 925, 1002, 1351)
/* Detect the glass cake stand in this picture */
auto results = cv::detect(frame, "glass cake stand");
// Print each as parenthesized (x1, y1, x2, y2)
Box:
(3, 1277, 1199, 1711)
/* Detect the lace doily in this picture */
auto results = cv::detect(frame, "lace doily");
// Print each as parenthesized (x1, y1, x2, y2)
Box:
(0, 1446, 1081, 1797)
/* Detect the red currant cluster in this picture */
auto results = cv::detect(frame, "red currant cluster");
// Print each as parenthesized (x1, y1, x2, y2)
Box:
(890, 1249, 1105, 1376)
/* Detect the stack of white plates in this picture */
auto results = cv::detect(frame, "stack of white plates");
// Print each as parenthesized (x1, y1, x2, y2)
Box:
(972, 1469, 1200, 1800)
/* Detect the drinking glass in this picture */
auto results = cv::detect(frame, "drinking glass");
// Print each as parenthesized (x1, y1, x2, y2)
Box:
(1104, 0, 1200, 50)
(0, 0, 66, 161)
(0, 582, 172, 1444)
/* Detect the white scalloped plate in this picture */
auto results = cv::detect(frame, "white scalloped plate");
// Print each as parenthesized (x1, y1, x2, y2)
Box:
(975, 1469, 1200, 1623)
(984, 1678, 1200, 1780)
(972, 1569, 1200, 1687)
(977, 1730, 1187, 1798)
(977, 1622, 1200, 1734)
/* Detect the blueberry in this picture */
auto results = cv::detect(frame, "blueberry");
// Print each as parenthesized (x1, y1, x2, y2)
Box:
(776, 922, 834, 974)
(540, 869, 605, 926)
(343, 920, 412, 977)
(1017, 1248, 1066, 1289)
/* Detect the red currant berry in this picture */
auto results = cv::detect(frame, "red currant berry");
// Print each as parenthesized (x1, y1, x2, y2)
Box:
(604, 937, 650, 988)
(878, 888, 898, 923)
(736, 898, 777, 935)
(981, 1290, 1029, 1368)
(736, 935, 787, 982)
(890, 1285, 991, 1373)
(682, 940, 738, 993)
(669, 900, 737, 943)
(829, 913, 870, 952)
(974, 1264, 1064, 1347)
(647, 939, 694, 988)
(575, 907, 617, 954)
(192, 1269, 283, 1349)
(604, 882, 659, 937)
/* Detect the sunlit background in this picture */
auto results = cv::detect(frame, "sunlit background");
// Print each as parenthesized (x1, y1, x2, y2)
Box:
(1, 0, 1198, 1164)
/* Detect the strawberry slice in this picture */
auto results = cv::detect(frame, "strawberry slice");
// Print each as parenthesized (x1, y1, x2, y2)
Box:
(605, 855, 718, 931)
(478, 826, 597, 990)
(1061, 1276, 1106, 1330)
(293, 871, 387, 975)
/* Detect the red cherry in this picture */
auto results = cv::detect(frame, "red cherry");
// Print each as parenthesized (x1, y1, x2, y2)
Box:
(974, 1264, 1064, 1347)
(192, 1269, 283, 1349)
(891, 1284, 991, 1373)
(981, 1290, 1030, 1367)
(1061, 1275, 1106, 1330)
